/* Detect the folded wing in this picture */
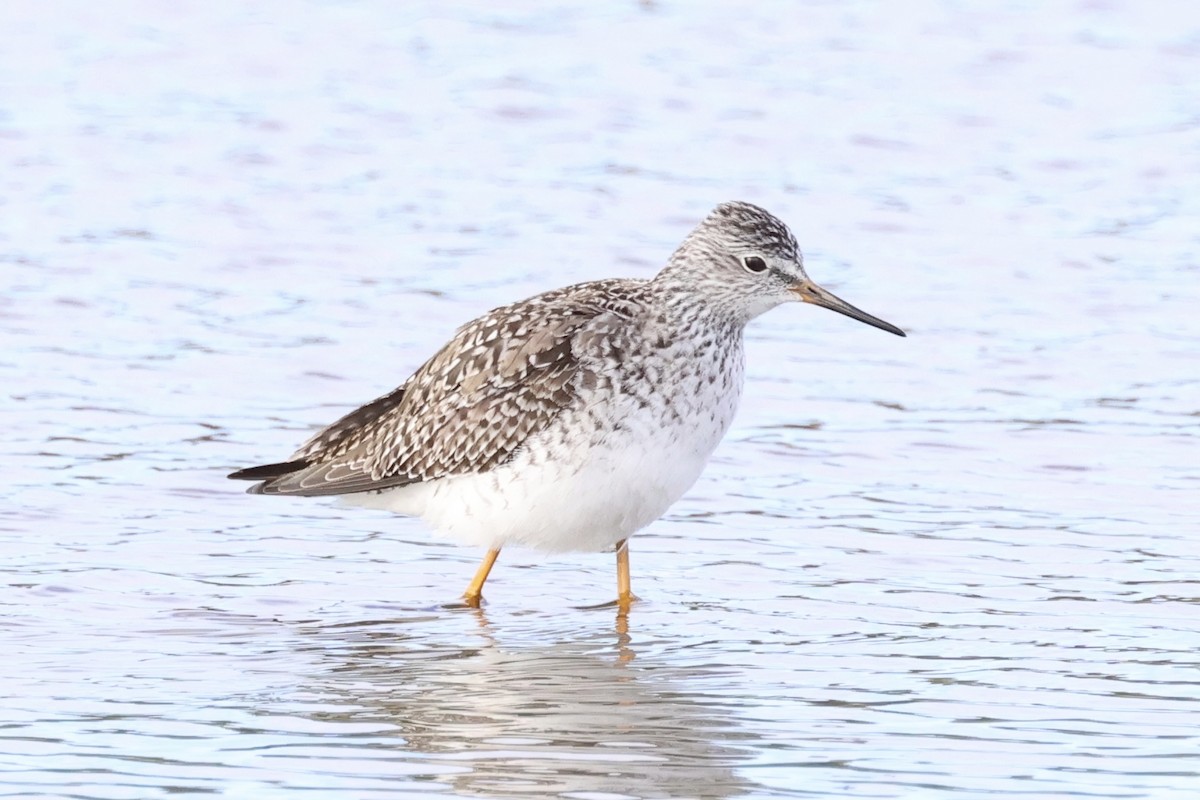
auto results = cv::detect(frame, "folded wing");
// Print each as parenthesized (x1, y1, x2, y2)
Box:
(228, 280, 641, 496)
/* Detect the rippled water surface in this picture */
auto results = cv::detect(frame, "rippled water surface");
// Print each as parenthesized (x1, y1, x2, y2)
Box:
(4, 2, 1199, 798)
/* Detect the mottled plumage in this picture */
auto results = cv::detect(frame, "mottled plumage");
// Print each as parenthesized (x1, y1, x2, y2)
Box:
(244, 281, 644, 496)
(230, 201, 905, 606)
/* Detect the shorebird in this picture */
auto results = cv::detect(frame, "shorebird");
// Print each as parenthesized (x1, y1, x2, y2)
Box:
(229, 201, 905, 610)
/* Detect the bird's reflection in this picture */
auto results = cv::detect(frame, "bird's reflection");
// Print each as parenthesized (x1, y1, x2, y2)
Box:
(297, 608, 755, 799)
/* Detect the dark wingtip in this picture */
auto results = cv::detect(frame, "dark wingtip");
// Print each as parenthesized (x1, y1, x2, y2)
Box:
(227, 459, 311, 481)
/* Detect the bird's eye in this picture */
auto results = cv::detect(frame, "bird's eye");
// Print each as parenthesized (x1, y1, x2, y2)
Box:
(742, 256, 768, 274)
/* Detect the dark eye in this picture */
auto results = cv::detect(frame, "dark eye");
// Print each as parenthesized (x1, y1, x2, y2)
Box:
(742, 256, 768, 274)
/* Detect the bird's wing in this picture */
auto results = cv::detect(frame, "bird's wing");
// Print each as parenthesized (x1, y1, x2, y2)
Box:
(232, 279, 643, 496)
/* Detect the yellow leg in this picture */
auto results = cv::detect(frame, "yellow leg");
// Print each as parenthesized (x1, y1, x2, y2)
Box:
(463, 548, 500, 607)
(616, 539, 637, 613)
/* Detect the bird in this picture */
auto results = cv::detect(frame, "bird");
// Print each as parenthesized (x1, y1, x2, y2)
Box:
(229, 201, 905, 611)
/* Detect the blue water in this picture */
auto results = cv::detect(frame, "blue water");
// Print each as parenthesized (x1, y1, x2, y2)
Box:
(3, 2, 1198, 798)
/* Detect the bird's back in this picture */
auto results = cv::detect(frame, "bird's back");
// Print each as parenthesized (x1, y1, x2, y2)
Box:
(229, 278, 651, 496)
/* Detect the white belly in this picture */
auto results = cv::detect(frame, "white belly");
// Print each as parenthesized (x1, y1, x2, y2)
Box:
(441, 425, 716, 551)
(346, 363, 743, 552)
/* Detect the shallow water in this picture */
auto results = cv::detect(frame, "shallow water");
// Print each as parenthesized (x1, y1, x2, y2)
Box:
(3, 1, 1199, 798)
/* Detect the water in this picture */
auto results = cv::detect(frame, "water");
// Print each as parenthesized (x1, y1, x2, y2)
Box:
(3, 1, 1198, 798)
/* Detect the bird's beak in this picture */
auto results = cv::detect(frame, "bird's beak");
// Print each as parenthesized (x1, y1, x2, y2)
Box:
(792, 280, 906, 337)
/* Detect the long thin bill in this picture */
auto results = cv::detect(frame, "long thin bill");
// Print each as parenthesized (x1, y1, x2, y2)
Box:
(794, 282, 906, 337)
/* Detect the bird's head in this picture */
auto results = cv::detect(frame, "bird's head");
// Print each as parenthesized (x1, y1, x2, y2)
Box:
(660, 201, 905, 336)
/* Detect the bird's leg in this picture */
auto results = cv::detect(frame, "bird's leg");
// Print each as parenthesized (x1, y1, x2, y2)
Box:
(616, 539, 638, 613)
(463, 548, 501, 607)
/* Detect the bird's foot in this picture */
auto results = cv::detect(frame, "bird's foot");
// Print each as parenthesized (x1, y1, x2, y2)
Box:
(438, 591, 485, 610)
(576, 593, 641, 613)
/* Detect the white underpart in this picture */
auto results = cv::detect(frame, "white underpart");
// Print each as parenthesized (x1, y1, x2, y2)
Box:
(345, 328, 745, 552)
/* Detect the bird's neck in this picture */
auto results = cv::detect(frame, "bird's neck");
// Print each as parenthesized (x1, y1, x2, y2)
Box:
(644, 276, 750, 340)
